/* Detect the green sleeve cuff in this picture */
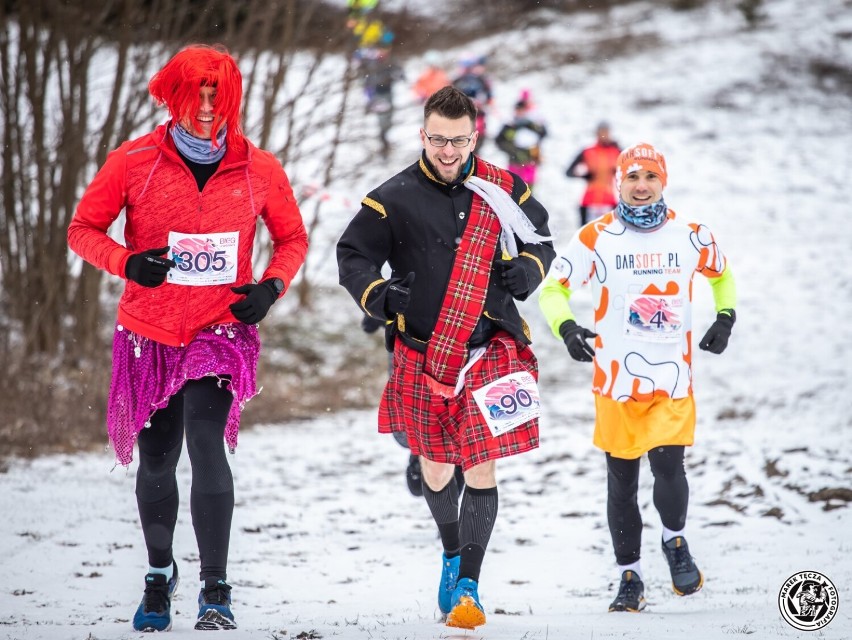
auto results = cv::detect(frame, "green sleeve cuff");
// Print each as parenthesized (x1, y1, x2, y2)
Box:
(538, 276, 576, 340)
(708, 265, 737, 312)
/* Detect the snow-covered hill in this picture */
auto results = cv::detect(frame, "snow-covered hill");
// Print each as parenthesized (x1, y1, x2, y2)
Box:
(2, 0, 851, 638)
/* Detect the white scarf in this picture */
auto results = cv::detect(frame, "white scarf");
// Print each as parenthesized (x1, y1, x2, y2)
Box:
(464, 175, 552, 257)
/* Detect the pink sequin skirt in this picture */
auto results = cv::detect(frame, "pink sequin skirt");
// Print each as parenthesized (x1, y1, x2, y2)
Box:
(107, 322, 260, 466)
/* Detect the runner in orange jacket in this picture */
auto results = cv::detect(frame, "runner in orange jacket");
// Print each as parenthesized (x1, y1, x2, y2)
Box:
(566, 122, 621, 226)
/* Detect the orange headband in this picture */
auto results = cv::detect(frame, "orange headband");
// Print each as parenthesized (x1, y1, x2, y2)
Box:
(615, 143, 668, 190)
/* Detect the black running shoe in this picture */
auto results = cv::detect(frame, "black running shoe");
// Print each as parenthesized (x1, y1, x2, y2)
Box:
(406, 454, 423, 497)
(661, 536, 704, 596)
(608, 570, 646, 612)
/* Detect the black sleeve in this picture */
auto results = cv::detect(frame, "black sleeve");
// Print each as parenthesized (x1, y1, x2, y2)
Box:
(336, 198, 398, 319)
(506, 174, 556, 300)
(495, 125, 514, 154)
(566, 149, 589, 179)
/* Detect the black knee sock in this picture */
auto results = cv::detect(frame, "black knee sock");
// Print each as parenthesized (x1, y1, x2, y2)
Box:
(458, 486, 498, 582)
(422, 478, 460, 556)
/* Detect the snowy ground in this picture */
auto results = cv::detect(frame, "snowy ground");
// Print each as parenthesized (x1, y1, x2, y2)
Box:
(2, 0, 851, 638)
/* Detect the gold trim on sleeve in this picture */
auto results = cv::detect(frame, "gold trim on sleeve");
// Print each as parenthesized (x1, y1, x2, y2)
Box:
(519, 251, 545, 280)
(360, 278, 384, 312)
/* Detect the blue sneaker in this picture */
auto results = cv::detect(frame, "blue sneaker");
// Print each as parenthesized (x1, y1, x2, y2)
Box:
(195, 577, 237, 630)
(438, 553, 461, 614)
(132, 562, 179, 632)
(446, 577, 486, 630)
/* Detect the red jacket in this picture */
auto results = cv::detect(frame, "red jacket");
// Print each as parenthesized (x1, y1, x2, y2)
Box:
(68, 124, 308, 347)
(567, 141, 621, 207)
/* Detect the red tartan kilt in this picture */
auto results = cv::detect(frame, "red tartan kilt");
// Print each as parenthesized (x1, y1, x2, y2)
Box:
(379, 332, 540, 470)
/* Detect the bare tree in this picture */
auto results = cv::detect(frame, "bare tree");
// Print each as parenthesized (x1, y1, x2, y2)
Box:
(0, 0, 368, 453)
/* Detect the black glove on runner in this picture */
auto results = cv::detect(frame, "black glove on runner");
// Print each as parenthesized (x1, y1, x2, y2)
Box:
(125, 246, 176, 288)
(385, 272, 415, 315)
(559, 319, 598, 362)
(229, 279, 281, 325)
(698, 310, 735, 354)
(495, 259, 531, 297)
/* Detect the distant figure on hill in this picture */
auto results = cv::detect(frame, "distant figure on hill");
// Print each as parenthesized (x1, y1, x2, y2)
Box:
(495, 91, 548, 191)
(451, 55, 493, 152)
(413, 51, 451, 104)
(362, 51, 404, 153)
(566, 122, 621, 226)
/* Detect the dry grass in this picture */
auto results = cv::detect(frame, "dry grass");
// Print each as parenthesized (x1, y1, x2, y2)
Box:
(0, 356, 111, 458)
(0, 308, 387, 461)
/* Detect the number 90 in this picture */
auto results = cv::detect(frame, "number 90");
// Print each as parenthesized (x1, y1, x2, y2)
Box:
(499, 389, 533, 415)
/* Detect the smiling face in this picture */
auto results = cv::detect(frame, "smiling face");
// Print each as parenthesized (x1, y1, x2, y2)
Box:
(180, 86, 216, 139)
(619, 168, 663, 206)
(148, 45, 244, 148)
(421, 113, 477, 183)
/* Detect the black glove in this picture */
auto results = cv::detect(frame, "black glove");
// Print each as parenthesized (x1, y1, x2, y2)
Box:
(495, 259, 531, 298)
(559, 319, 597, 362)
(361, 314, 385, 334)
(124, 246, 176, 288)
(385, 272, 415, 315)
(699, 310, 735, 354)
(229, 279, 281, 325)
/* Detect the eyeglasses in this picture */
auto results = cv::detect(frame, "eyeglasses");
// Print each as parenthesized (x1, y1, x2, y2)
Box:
(423, 131, 475, 148)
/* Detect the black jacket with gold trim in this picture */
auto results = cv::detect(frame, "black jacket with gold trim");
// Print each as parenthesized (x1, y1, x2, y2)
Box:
(337, 153, 555, 352)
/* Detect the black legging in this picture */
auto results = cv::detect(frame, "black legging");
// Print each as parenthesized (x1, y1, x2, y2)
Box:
(135, 376, 234, 581)
(605, 446, 688, 566)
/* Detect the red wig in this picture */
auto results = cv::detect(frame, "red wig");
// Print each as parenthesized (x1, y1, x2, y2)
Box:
(149, 44, 244, 149)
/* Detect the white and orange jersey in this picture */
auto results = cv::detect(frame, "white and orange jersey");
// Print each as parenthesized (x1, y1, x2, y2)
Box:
(540, 209, 726, 402)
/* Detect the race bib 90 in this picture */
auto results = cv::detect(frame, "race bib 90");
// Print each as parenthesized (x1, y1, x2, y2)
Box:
(167, 231, 239, 286)
(471, 371, 541, 438)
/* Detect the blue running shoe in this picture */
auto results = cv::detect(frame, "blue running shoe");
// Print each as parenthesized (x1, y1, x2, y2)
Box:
(195, 577, 237, 630)
(438, 553, 461, 614)
(132, 562, 179, 632)
(446, 577, 485, 629)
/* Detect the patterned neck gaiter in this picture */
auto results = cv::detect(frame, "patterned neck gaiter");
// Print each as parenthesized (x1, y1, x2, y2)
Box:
(616, 198, 668, 231)
(171, 123, 227, 164)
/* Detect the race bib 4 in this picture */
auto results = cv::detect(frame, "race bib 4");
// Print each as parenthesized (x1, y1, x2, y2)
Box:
(624, 293, 684, 343)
